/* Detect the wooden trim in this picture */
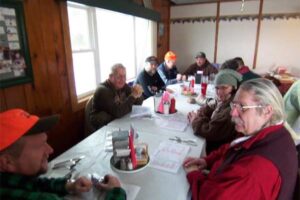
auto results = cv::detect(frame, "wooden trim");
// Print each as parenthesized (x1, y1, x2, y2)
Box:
(67, 0, 161, 21)
(59, 1, 87, 111)
(253, 0, 264, 69)
(214, 0, 220, 63)
(171, 0, 257, 6)
(167, 1, 171, 50)
(170, 13, 300, 23)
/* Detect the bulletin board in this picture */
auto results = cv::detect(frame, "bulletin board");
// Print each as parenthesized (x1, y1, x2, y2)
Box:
(0, 0, 33, 88)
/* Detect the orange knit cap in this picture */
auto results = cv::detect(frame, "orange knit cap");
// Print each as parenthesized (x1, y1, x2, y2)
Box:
(164, 51, 177, 61)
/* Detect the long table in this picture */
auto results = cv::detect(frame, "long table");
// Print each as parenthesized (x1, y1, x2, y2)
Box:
(45, 84, 206, 200)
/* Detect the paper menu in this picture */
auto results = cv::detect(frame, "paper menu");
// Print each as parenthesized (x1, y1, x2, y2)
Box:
(149, 142, 190, 173)
(157, 119, 188, 132)
(130, 105, 152, 118)
(155, 114, 188, 132)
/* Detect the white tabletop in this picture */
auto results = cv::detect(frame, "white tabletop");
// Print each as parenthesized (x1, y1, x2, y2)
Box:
(46, 83, 206, 200)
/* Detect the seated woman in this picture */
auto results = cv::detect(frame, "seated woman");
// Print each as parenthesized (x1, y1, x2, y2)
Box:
(188, 69, 242, 154)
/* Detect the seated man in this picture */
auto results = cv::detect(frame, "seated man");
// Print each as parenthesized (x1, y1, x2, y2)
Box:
(184, 51, 218, 76)
(233, 57, 260, 81)
(135, 56, 165, 99)
(158, 51, 184, 85)
(184, 78, 298, 200)
(0, 109, 126, 200)
(90, 63, 143, 129)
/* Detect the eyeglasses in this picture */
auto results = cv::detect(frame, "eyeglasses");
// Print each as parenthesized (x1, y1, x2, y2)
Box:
(230, 102, 265, 113)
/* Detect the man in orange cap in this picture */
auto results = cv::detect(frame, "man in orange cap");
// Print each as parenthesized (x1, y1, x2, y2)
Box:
(158, 51, 185, 85)
(0, 109, 126, 200)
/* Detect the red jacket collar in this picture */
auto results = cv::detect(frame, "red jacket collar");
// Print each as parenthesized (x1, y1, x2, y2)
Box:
(233, 124, 284, 150)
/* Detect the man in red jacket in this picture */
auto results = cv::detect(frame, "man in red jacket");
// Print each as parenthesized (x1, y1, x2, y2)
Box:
(183, 78, 298, 200)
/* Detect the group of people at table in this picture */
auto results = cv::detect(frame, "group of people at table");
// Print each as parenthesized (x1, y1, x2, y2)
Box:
(0, 50, 299, 200)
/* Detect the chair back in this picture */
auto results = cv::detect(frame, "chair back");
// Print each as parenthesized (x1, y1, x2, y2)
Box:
(294, 144, 300, 200)
(84, 96, 95, 137)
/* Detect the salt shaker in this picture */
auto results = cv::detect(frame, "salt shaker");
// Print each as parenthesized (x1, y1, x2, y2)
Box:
(163, 101, 170, 115)
(120, 158, 126, 170)
(154, 91, 162, 112)
(127, 158, 133, 170)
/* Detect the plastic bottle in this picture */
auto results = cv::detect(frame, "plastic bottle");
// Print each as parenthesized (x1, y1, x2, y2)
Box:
(170, 98, 176, 113)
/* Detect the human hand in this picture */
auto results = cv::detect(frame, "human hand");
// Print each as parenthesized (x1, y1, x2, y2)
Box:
(95, 174, 121, 191)
(132, 84, 143, 98)
(150, 86, 158, 92)
(184, 164, 200, 173)
(183, 157, 207, 170)
(187, 111, 197, 123)
(176, 74, 182, 81)
(66, 177, 92, 194)
(187, 97, 196, 104)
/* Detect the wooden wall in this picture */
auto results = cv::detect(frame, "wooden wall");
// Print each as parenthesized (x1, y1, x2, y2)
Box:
(153, 0, 172, 62)
(0, 0, 171, 158)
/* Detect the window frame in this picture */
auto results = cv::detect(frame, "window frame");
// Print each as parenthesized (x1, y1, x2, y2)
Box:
(60, 1, 156, 111)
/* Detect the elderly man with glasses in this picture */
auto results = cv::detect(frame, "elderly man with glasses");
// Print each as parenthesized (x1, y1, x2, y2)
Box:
(183, 78, 298, 200)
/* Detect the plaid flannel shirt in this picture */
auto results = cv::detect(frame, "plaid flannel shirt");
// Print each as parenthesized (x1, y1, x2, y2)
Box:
(0, 172, 67, 200)
(0, 172, 127, 200)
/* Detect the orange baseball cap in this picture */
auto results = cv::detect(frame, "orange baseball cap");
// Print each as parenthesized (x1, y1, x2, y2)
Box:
(164, 51, 177, 61)
(0, 109, 59, 151)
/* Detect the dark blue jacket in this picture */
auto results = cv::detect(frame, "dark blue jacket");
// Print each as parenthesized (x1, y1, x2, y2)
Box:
(135, 69, 165, 99)
(157, 62, 178, 85)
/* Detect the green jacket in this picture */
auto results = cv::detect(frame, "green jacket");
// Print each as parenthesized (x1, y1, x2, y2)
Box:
(0, 172, 126, 200)
(284, 80, 300, 127)
(90, 80, 143, 129)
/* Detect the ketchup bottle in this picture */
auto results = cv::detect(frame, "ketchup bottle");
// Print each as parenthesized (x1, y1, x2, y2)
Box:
(170, 98, 176, 113)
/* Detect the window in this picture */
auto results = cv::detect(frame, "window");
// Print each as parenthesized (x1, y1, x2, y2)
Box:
(67, 3, 157, 99)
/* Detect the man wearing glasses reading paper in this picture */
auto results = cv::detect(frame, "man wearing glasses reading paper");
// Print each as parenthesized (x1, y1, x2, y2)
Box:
(184, 79, 297, 200)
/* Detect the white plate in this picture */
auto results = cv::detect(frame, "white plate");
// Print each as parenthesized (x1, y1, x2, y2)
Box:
(110, 156, 150, 174)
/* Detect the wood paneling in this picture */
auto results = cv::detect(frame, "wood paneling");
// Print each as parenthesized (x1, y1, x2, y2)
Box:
(1, 0, 83, 158)
(152, 0, 172, 63)
(0, 0, 171, 158)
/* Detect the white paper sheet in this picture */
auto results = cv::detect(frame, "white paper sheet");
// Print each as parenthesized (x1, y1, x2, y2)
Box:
(122, 183, 141, 200)
(155, 114, 188, 132)
(149, 142, 190, 173)
(130, 105, 152, 118)
(157, 119, 188, 132)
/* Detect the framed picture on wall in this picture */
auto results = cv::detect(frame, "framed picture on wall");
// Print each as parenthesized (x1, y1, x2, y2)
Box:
(0, 0, 33, 89)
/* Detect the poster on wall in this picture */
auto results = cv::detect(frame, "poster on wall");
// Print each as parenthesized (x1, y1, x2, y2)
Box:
(0, 0, 33, 89)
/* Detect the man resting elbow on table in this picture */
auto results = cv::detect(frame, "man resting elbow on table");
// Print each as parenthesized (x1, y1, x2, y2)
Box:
(188, 68, 242, 154)
(157, 51, 186, 85)
(135, 56, 166, 99)
(183, 78, 298, 200)
(0, 109, 126, 200)
(90, 63, 144, 130)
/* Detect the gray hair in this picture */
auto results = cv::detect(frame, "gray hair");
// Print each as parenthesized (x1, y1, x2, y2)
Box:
(239, 78, 284, 125)
(110, 63, 125, 76)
